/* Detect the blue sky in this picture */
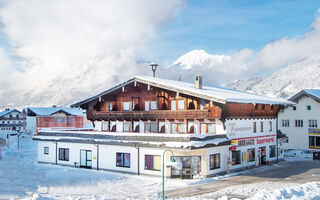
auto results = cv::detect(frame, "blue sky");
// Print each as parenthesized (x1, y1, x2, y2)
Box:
(138, 0, 320, 65)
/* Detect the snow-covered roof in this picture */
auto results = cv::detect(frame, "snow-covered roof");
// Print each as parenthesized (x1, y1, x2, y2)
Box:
(72, 76, 293, 107)
(25, 107, 84, 116)
(289, 89, 320, 103)
(0, 109, 21, 118)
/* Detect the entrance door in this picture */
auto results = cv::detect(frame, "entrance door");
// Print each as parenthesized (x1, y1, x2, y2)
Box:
(80, 150, 92, 168)
(259, 147, 266, 165)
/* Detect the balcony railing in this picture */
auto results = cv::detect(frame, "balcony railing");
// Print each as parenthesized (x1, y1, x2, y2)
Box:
(91, 109, 220, 120)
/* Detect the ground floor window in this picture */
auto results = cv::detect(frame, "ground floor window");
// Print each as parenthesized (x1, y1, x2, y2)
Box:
(248, 148, 255, 162)
(59, 148, 69, 161)
(145, 155, 161, 171)
(200, 123, 216, 134)
(171, 123, 185, 133)
(269, 145, 276, 158)
(209, 154, 220, 170)
(232, 150, 241, 165)
(145, 123, 157, 133)
(116, 152, 130, 168)
(44, 147, 49, 155)
(123, 122, 131, 132)
(309, 136, 320, 148)
(171, 156, 201, 179)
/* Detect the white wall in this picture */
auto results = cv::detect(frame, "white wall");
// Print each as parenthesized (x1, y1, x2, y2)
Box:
(205, 146, 229, 176)
(278, 96, 320, 150)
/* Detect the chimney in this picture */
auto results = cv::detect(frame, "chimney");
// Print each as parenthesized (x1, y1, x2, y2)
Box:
(195, 75, 202, 89)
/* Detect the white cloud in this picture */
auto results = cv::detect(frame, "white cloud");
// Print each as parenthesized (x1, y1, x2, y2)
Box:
(0, 0, 184, 107)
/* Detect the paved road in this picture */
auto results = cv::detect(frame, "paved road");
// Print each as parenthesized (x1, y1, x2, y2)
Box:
(165, 159, 320, 199)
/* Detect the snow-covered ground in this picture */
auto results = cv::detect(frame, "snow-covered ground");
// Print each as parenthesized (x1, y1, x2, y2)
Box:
(0, 133, 319, 200)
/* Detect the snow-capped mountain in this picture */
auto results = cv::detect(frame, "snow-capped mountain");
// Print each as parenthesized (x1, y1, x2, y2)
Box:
(172, 49, 231, 69)
(226, 57, 320, 98)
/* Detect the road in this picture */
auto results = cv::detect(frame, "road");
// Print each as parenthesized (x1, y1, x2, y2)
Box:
(165, 159, 320, 199)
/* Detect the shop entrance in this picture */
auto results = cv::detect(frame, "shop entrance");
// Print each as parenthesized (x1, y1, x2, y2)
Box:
(170, 156, 201, 179)
(80, 150, 92, 169)
(259, 147, 266, 165)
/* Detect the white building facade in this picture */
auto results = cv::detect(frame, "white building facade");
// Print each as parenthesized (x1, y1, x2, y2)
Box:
(278, 89, 320, 151)
(0, 109, 26, 133)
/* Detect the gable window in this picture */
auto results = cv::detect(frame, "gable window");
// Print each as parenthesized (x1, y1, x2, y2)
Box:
(116, 152, 130, 168)
(295, 120, 303, 127)
(200, 123, 216, 134)
(9, 114, 12, 118)
(68, 118, 73, 123)
(16, 114, 19, 118)
(122, 102, 130, 111)
(177, 100, 184, 110)
(54, 118, 58, 123)
(253, 122, 257, 133)
(209, 154, 220, 170)
(59, 148, 69, 161)
(260, 122, 264, 132)
(293, 106, 296, 111)
(171, 123, 185, 133)
(145, 155, 161, 171)
(269, 121, 272, 132)
(123, 122, 131, 132)
(282, 120, 289, 127)
(171, 100, 176, 110)
(307, 105, 311, 110)
(44, 147, 49, 155)
(309, 120, 318, 128)
(145, 123, 157, 133)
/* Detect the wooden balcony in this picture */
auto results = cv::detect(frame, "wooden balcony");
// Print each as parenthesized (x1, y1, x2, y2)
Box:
(91, 109, 221, 121)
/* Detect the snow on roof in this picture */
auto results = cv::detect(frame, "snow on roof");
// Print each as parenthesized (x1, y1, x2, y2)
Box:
(289, 89, 320, 102)
(26, 107, 84, 116)
(72, 76, 293, 107)
(0, 109, 20, 118)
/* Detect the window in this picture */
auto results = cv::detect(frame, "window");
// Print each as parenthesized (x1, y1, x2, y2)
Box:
(144, 123, 157, 133)
(231, 150, 241, 165)
(145, 155, 161, 171)
(269, 145, 276, 158)
(209, 154, 220, 170)
(9, 114, 12, 118)
(145, 101, 149, 111)
(309, 136, 320, 148)
(171, 123, 185, 133)
(123, 102, 130, 111)
(44, 147, 49, 155)
(307, 105, 311, 110)
(295, 120, 303, 127)
(260, 122, 264, 132)
(59, 148, 69, 161)
(171, 100, 176, 110)
(68, 118, 72, 123)
(282, 120, 289, 127)
(54, 117, 58, 123)
(177, 100, 184, 110)
(269, 121, 272, 132)
(248, 148, 255, 162)
(61, 118, 66, 123)
(16, 114, 19, 118)
(150, 101, 157, 110)
(123, 122, 131, 132)
(253, 122, 257, 133)
(261, 105, 265, 110)
(254, 104, 259, 110)
(116, 153, 130, 168)
(293, 106, 296, 111)
(309, 120, 318, 128)
(200, 123, 216, 134)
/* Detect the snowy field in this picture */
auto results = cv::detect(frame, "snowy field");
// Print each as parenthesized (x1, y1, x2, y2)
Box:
(0, 133, 319, 200)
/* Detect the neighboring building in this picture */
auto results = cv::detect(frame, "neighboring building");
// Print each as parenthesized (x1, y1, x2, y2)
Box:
(23, 107, 85, 135)
(0, 109, 26, 133)
(278, 89, 320, 151)
(34, 76, 290, 178)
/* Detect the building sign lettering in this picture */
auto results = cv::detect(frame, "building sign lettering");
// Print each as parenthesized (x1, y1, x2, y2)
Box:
(256, 137, 274, 144)
(238, 139, 255, 146)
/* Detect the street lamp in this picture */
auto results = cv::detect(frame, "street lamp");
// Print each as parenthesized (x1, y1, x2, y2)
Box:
(162, 149, 182, 200)
(150, 62, 158, 77)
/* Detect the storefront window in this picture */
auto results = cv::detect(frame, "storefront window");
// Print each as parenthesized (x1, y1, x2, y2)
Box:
(145, 155, 161, 171)
(248, 148, 255, 162)
(232, 150, 241, 165)
(269, 145, 276, 158)
(209, 154, 220, 170)
(116, 152, 130, 168)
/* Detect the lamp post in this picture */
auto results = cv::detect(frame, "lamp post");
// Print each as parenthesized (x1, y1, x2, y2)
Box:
(150, 63, 158, 77)
(162, 149, 182, 200)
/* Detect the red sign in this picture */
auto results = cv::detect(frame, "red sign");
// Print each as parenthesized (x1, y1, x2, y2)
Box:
(257, 137, 274, 144)
(230, 146, 237, 151)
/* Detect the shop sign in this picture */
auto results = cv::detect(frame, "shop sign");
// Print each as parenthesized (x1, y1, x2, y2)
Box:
(228, 122, 252, 136)
(238, 139, 255, 146)
(230, 146, 237, 151)
(257, 137, 274, 144)
(231, 140, 238, 146)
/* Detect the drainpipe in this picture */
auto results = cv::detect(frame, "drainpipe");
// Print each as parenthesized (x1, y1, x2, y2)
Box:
(94, 143, 99, 170)
(135, 143, 140, 175)
(276, 118, 279, 162)
(53, 141, 58, 164)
